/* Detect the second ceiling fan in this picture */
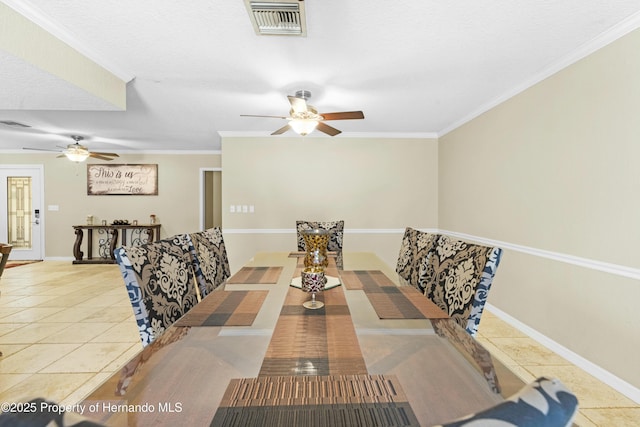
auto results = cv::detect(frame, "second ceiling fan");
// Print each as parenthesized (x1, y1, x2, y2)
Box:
(241, 90, 364, 136)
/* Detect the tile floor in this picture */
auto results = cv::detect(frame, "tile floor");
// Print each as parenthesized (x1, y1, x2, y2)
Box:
(0, 261, 639, 426)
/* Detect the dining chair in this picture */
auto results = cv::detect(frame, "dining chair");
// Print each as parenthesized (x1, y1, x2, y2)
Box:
(419, 234, 503, 337)
(114, 234, 200, 347)
(0, 244, 12, 357)
(189, 227, 231, 298)
(395, 227, 438, 289)
(433, 377, 578, 427)
(296, 220, 344, 253)
(0, 243, 12, 279)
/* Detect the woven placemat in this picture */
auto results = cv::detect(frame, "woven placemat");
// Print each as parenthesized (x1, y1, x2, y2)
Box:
(175, 290, 268, 326)
(226, 266, 283, 284)
(212, 374, 420, 427)
(340, 270, 448, 319)
(259, 285, 367, 377)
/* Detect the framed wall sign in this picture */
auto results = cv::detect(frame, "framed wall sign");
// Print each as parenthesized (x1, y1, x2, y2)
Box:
(87, 164, 158, 195)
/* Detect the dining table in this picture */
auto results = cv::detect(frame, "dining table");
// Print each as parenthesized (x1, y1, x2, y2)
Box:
(81, 252, 524, 427)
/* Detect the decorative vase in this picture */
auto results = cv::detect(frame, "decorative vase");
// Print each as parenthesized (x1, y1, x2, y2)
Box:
(302, 228, 329, 270)
(301, 229, 329, 309)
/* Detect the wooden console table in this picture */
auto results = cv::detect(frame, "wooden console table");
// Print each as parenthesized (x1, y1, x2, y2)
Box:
(72, 224, 161, 264)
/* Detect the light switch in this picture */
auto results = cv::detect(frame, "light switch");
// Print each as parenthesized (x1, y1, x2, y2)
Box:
(249, 205, 255, 213)
(242, 205, 248, 213)
(48, 205, 59, 211)
(236, 205, 242, 212)
(230, 205, 236, 213)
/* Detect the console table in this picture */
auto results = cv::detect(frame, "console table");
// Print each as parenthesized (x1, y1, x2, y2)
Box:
(72, 224, 161, 264)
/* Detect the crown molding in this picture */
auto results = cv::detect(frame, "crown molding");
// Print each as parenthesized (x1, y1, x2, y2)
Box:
(439, 11, 640, 137)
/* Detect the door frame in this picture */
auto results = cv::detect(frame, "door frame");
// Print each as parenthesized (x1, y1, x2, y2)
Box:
(199, 167, 222, 231)
(0, 164, 46, 260)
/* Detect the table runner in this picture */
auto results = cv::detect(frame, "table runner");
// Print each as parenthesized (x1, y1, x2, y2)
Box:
(174, 290, 268, 326)
(226, 266, 283, 284)
(340, 270, 449, 319)
(259, 285, 368, 377)
(212, 374, 420, 427)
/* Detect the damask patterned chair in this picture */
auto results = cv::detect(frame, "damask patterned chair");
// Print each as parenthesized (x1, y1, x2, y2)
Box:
(434, 377, 578, 427)
(189, 227, 231, 298)
(0, 243, 12, 279)
(395, 227, 438, 290)
(115, 234, 200, 347)
(419, 234, 503, 337)
(296, 220, 345, 267)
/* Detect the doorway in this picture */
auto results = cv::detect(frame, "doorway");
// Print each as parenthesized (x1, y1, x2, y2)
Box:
(200, 168, 222, 230)
(0, 165, 45, 260)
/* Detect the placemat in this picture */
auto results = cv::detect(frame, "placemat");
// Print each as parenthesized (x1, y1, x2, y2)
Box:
(340, 270, 448, 320)
(226, 266, 283, 284)
(212, 374, 420, 427)
(259, 285, 367, 377)
(174, 290, 268, 326)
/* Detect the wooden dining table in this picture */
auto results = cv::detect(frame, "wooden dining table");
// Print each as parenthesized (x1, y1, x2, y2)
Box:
(81, 252, 524, 427)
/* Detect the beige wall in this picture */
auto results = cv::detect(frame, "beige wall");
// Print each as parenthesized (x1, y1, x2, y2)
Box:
(0, 152, 221, 258)
(439, 29, 640, 388)
(220, 137, 438, 270)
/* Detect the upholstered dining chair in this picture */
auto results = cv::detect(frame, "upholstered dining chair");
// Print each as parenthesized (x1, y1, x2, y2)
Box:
(296, 220, 345, 268)
(114, 234, 200, 347)
(433, 377, 578, 427)
(0, 244, 11, 357)
(0, 243, 12, 279)
(419, 234, 503, 337)
(189, 227, 231, 298)
(395, 227, 438, 289)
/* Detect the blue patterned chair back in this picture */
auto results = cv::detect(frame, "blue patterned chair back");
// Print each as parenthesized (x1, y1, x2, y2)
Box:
(114, 234, 200, 347)
(420, 234, 502, 336)
(434, 377, 578, 427)
(189, 227, 231, 298)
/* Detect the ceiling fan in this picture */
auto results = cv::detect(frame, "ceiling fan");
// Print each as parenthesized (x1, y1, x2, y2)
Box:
(23, 135, 119, 162)
(241, 90, 364, 136)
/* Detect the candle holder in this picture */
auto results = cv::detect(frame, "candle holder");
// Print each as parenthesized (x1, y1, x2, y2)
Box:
(301, 269, 326, 309)
(300, 228, 329, 309)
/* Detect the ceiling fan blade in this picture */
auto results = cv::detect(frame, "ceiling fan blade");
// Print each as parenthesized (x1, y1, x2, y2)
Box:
(288, 96, 308, 114)
(240, 114, 289, 119)
(316, 122, 342, 136)
(89, 153, 116, 161)
(22, 147, 61, 152)
(92, 151, 119, 157)
(271, 124, 291, 135)
(320, 111, 365, 121)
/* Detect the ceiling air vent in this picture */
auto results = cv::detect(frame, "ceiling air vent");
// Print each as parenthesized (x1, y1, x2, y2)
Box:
(244, 0, 307, 36)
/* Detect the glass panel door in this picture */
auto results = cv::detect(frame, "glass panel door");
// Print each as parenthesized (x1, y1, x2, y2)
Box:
(7, 176, 32, 249)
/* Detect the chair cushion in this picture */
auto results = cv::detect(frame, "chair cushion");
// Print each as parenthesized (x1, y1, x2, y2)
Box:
(189, 228, 231, 297)
(420, 234, 493, 335)
(296, 220, 344, 253)
(435, 377, 578, 427)
(115, 234, 199, 347)
(395, 227, 438, 290)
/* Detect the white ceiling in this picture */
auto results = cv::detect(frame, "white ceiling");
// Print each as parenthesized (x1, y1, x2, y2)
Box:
(1, 0, 640, 153)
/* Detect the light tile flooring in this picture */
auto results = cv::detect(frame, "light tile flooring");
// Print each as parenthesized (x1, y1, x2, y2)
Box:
(1, 261, 639, 426)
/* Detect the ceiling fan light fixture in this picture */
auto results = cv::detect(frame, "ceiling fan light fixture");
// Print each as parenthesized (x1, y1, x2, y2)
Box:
(290, 119, 318, 136)
(64, 146, 90, 162)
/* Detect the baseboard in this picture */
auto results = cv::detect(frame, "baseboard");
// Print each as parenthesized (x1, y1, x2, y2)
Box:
(486, 303, 640, 404)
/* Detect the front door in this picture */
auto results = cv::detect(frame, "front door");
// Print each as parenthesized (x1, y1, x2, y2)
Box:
(0, 165, 44, 260)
